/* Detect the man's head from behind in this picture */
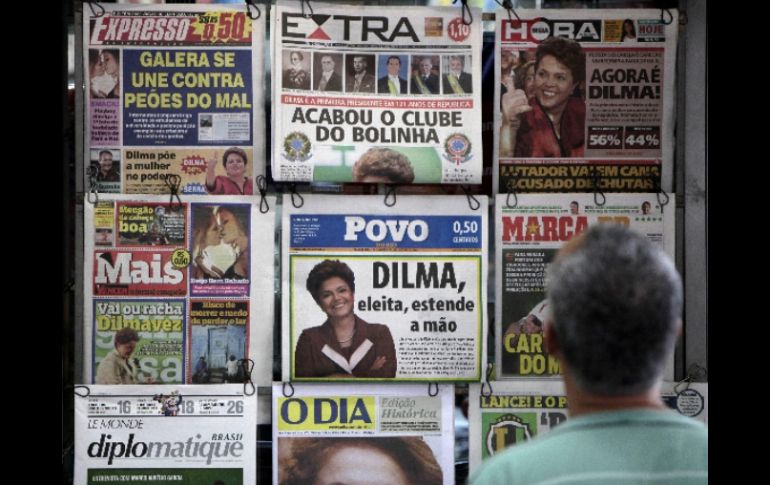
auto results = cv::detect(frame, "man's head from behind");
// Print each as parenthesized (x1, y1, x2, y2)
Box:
(352, 148, 415, 184)
(546, 224, 682, 396)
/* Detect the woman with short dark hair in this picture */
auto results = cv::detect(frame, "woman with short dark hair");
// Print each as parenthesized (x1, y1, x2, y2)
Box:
(294, 259, 396, 378)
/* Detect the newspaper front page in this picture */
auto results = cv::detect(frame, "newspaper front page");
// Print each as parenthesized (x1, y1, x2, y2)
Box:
(83, 3, 265, 195)
(468, 381, 567, 472)
(282, 194, 487, 381)
(272, 383, 455, 485)
(75, 384, 256, 485)
(271, 0, 483, 184)
(494, 193, 675, 379)
(468, 380, 707, 473)
(661, 381, 708, 424)
(493, 9, 678, 194)
(83, 194, 275, 386)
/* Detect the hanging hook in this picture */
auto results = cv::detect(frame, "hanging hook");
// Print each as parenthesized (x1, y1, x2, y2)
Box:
(245, 0, 261, 20)
(240, 358, 256, 396)
(461, 185, 481, 210)
(673, 375, 691, 395)
(256, 175, 270, 213)
(289, 184, 304, 208)
(163, 174, 183, 212)
(660, 8, 674, 25)
(74, 385, 91, 398)
(453, 0, 473, 25)
(653, 177, 670, 214)
(86, 1, 105, 18)
(301, 0, 314, 19)
(505, 179, 518, 208)
(384, 185, 397, 207)
(428, 382, 439, 397)
(86, 164, 99, 205)
(496, 0, 521, 23)
(686, 363, 707, 381)
(282, 381, 295, 397)
(480, 362, 494, 397)
(590, 167, 606, 207)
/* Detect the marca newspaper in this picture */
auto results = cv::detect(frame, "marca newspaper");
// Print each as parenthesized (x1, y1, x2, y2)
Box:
(75, 384, 256, 485)
(272, 383, 455, 485)
(493, 9, 678, 194)
(271, 0, 483, 184)
(468, 380, 707, 473)
(282, 194, 487, 381)
(493, 193, 675, 379)
(84, 3, 265, 195)
(83, 194, 275, 386)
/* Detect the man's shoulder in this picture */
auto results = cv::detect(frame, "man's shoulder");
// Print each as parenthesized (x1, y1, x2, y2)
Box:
(470, 435, 562, 484)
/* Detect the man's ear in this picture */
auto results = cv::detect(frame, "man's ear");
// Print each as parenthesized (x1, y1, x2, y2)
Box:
(544, 321, 559, 356)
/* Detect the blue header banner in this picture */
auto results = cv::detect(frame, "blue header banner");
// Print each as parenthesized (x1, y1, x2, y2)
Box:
(290, 214, 482, 250)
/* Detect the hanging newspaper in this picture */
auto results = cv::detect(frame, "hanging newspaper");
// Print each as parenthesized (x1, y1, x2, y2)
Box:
(468, 380, 706, 473)
(75, 384, 256, 484)
(273, 383, 454, 485)
(282, 194, 487, 381)
(83, 3, 265, 195)
(83, 194, 275, 386)
(468, 380, 567, 473)
(494, 193, 675, 379)
(661, 381, 708, 424)
(271, 0, 483, 184)
(493, 9, 678, 194)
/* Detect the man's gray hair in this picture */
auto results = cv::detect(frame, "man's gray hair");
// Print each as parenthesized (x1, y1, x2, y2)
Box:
(546, 224, 682, 396)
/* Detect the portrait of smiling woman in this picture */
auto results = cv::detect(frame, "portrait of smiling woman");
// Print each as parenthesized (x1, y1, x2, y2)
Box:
(500, 36, 586, 158)
(294, 259, 397, 378)
(279, 436, 443, 485)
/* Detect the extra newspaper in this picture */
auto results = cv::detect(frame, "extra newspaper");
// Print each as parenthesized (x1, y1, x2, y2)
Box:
(282, 194, 487, 381)
(271, 0, 483, 184)
(84, 3, 265, 195)
(83, 194, 275, 386)
(272, 383, 455, 485)
(493, 9, 678, 194)
(494, 193, 675, 379)
(75, 384, 256, 485)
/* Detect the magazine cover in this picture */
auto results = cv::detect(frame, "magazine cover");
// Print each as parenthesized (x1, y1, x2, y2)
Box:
(493, 9, 678, 194)
(468, 381, 567, 472)
(282, 194, 487, 381)
(494, 193, 675, 379)
(84, 194, 275, 386)
(271, 0, 483, 184)
(272, 383, 455, 485)
(83, 3, 265, 195)
(75, 384, 256, 485)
